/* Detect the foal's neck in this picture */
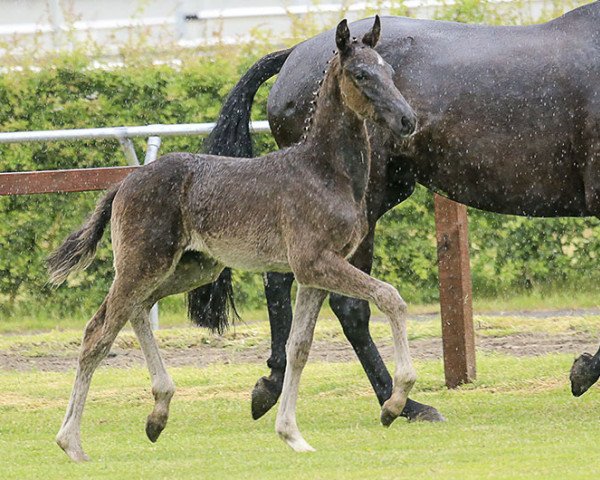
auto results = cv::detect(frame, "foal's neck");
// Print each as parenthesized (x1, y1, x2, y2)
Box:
(301, 59, 370, 202)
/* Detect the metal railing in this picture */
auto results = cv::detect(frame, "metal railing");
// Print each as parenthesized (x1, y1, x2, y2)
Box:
(0, 120, 271, 329)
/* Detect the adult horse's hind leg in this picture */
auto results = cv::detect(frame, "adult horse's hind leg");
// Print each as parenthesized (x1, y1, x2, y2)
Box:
(252, 272, 294, 419)
(275, 286, 327, 452)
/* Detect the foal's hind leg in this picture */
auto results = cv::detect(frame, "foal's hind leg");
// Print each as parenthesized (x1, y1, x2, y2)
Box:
(130, 311, 175, 442)
(292, 250, 416, 427)
(275, 286, 327, 452)
(133, 252, 223, 442)
(56, 277, 152, 462)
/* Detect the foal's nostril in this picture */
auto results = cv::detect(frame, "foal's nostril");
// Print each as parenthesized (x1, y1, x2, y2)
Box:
(401, 116, 415, 133)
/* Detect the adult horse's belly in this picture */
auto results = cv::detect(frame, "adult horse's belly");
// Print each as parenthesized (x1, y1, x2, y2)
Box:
(408, 89, 590, 217)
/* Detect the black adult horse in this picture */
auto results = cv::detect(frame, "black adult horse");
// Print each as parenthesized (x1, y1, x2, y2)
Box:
(191, 2, 600, 422)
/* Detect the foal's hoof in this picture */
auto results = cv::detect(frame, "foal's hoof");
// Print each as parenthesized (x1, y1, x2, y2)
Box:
(277, 430, 316, 452)
(570, 353, 600, 397)
(56, 436, 90, 462)
(251, 376, 281, 420)
(380, 408, 399, 427)
(380, 400, 403, 427)
(145, 414, 167, 443)
(407, 405, 446, 423)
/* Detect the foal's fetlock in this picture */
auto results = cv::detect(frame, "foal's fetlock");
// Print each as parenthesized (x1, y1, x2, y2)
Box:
(381, 376, 415, 427)
(56, 431, 90, 462)
(146, 385, 174, 442)
(276, 420, 315, 452)
(251, 374, 283, 420)
(145, 411, 168, 443)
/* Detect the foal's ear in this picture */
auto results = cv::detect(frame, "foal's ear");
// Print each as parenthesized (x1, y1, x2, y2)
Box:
(362, 15, 381, 48)
(336, 19, 351, 56)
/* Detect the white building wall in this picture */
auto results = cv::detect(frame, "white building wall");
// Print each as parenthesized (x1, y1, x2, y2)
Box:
(0, 0, 579, 57)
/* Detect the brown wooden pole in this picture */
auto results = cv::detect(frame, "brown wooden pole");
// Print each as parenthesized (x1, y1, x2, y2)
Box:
(434, 194, 476, 388)
(0, 166, 138, 195)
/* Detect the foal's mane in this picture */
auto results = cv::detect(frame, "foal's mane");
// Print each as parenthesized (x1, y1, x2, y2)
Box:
(299, 53, 336, 143)
(299, 38, 360, 144)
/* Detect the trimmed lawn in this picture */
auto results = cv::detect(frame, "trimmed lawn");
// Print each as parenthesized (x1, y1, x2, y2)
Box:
(0, 354, 598, 479)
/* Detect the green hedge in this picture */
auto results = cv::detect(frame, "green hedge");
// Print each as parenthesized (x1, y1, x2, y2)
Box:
(1, 3, 599, 318)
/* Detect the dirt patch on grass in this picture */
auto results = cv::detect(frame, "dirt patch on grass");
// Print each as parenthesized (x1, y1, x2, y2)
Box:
(0, 331, 597, 372)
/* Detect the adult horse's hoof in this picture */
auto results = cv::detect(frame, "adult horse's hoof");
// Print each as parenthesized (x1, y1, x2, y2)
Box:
(570, 353, 600, 397)
(406, 405, 446, 423)
(251, 376, 281, 420)
(145, 414, 167, 443)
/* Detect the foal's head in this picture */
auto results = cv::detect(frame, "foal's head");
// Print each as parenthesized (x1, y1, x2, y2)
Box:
(334, 16, 417, 138)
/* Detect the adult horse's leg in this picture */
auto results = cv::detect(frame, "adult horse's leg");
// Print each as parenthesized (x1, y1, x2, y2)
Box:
(571, 147, 600, 396)
(570, 346, 600, 396)
(330, 230, 444, 422)
(252, 272, 294, 419)
(275, 286, 327, 452)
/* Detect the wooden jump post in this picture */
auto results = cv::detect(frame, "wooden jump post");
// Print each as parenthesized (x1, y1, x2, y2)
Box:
(434, 194, 476, 387)
(0, 123, 476, 388)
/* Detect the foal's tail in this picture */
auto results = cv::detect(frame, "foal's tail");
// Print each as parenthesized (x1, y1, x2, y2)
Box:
(187, 47, 293, 334)
(47, 184, 120, 286)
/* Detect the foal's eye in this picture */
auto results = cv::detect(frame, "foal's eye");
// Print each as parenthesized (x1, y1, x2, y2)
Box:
(354, 72, 367, 81)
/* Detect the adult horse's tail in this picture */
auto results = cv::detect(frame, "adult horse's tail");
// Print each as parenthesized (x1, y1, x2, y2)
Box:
(188, 47, 293, 334)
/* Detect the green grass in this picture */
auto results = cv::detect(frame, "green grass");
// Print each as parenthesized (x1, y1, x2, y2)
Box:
(0, 355, 598, 479)
(2, 286, 600, 334)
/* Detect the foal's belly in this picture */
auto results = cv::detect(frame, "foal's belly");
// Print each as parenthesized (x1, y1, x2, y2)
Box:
(187, 231, 291, 273)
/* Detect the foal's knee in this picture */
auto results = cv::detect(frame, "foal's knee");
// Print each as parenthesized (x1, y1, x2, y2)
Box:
(374, 284, 407, 318)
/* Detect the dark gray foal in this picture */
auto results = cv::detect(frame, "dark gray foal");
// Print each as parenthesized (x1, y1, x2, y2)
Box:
(49, 17, 419, 461)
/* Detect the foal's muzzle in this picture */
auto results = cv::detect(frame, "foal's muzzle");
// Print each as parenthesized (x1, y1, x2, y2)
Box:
(388, 110, 417, 138)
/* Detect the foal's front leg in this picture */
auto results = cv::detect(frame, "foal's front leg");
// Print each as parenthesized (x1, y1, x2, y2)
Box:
(293, 251, 416, 427)
(275, 286, 327, 452)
